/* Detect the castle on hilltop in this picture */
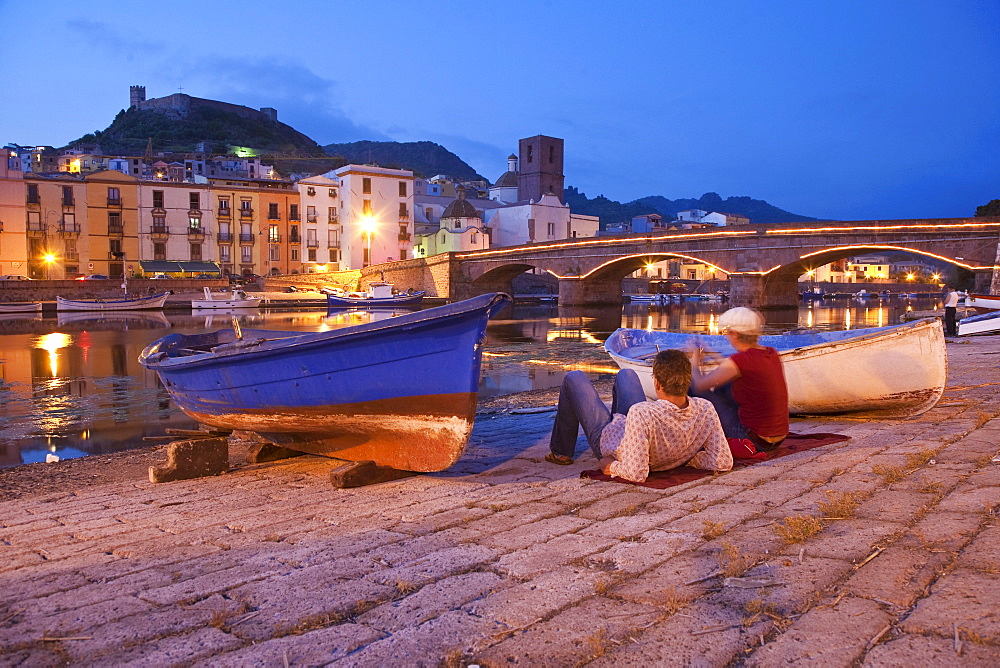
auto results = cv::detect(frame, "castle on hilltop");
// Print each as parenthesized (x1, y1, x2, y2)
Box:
(129, 85, 278, 123)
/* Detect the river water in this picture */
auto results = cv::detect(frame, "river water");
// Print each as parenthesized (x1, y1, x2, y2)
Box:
(0, 295, 943, 467)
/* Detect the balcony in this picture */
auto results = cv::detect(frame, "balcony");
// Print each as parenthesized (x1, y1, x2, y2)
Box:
(239, 208, 254, 219)
(267, 212, 281, 221)
(306, 215, 317, 223)
(64, 250, 79, 261)
(268, 234, 281, 244)
(218, 207, 232, 217)
(289, 234, 300, 244)
(217, 232, 233, 243)
(306, 240, 319, 249)
(188, 208, 202, 216)
(239, 233, 256, 244)
(289, 214, 300, 222)
(58, 222, 81, 235)
(398, 214, 410, 222)
(328, 214, 339, 223)
(27, 221, 45, 232)
(107, 198, 122, 207)
(26, 195, 40, 205)
(108, 224, 124, 236)
(62, 198, 75, 207)
(398, 232, 411, 242)
(187, 227, 205, 239)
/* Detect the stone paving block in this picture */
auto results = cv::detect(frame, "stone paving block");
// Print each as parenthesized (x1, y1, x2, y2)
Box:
(737, 555, 854, 616)
(279, 528, 410, 562)
(862, 632, 1000, 666)
(393, 505, 493, 536)
(578, 512, 677, 540)
(934, 439, 999, 465)
(609, 549, 721, 605)
(0, 550, 46, 574)
(226, 576, 395, 643)
(587, 598, 767, 666)
(336, 609, 506, 667)
(663, 496, 768, 536)
(574, 489, 663, 521)
(366, 544, 497, 588)
(206, 622, 385, 667)
(364, 531, 467, 569)
(646, 480, 739, 511)
(25, 566, 179, 617)
(0, 595, 154, 649)
(965, 465, 1000, 487)
(702, 517, 787, 559)
(777, 519, 905, 563)
(456, 501, 567, 537)
(935, 485, 1000, 514)
(475, 595, 662, 666)
(901, 567, 1000, 639)
(494, 533, 617, 579)
(588, 529, 700, 575)
(139, 563, 283, 606)
(356, 572, 505, 633)
(954, 525, 1000, 571)
(909, 511, 983, 552)
(95, 626, 243, 666)
(893, 466, 973, 496)
(844, 540, 952, 609)
(853, 489, 935, 523)
(478, 515, 592, 552)
(464, 565, 605, 628)
(746, 595, 893, 666)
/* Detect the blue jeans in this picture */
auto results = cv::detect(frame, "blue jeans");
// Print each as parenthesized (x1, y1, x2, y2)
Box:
(549, 369, 647, 459)
(689, 382, 748, 440)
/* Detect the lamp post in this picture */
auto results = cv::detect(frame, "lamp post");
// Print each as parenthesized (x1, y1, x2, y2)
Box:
(360, 215, 377, 268)
(42, 253, 57, 280)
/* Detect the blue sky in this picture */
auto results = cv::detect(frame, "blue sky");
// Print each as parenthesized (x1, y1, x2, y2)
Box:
(1, 0, 997, 221)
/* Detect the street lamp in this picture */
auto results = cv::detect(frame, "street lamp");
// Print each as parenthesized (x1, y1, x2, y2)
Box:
(360, 215, 377, 268)
(42, 252, 57, 280)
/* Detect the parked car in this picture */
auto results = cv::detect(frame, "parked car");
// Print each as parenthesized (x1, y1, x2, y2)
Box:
(194, 273, 218, 279)
(150, 273, 171, 280)
(0, 274, 33, 280)
(76, 274, 110, 281)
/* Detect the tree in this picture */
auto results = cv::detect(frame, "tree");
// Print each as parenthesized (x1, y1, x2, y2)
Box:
(975, 199, 1000, 217)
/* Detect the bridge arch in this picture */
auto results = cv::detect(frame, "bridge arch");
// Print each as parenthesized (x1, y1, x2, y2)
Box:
(766, 244, 983, 281)
(557, 252, 730, 305)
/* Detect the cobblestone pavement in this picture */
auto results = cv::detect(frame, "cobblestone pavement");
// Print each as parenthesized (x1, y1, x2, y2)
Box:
(2, 337, 999, 666)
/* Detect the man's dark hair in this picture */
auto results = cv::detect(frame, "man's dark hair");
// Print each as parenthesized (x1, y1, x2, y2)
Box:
(652, 349, 691, 396)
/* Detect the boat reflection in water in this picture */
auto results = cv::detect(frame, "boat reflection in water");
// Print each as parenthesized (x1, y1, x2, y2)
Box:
(0, 296, 933, 468)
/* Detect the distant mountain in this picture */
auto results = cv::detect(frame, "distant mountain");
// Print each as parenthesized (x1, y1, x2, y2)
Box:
(565, 187, 824, 227)
(322, 141, 486, 181)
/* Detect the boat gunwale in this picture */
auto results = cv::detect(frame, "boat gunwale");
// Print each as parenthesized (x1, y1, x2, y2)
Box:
(56, 292, 170, 307)
(141, 292, 510, 370)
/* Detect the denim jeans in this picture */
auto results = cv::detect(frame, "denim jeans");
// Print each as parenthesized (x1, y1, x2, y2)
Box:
(689, 382, 748, 440)
(549, 369, 647, 458)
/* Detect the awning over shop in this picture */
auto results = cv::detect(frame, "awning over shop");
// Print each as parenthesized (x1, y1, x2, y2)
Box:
(139, 261, 221, 275)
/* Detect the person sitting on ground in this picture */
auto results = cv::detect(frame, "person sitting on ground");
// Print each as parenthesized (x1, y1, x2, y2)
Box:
(545, 349, 732, 482)
(689, 307, 789, 453)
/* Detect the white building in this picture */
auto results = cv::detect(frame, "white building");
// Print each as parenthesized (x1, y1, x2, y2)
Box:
(483, 193, 599, 247)
(296, 174, 340, 271)
(413, 186, 490, 256)
(333, 164, 414, 269)
(137, 181, 216, 269)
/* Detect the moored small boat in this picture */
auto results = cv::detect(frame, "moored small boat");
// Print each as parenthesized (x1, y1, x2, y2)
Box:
(191, 287, 261, 310)
(326, 282, 425, 308)
(605, 318, 946, 418)
(0, 302, 42, 313)
(966, 293, 1000, 311)
(140, 292, 511, 472)
(958, 310, 1000, 337)
(56, 292, 169, 311)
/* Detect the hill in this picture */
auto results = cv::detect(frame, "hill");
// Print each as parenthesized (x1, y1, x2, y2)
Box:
(322, 141, 486, 181)
(565, 187, 824, 227)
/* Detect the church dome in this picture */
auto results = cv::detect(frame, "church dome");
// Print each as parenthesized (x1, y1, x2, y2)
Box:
(494, 171, 518, 188)
(441, 185, 481, 219)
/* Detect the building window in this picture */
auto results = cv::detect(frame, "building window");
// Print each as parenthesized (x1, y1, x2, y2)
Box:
(190, 243, 202, 261)
(399, 203, 408, 218)
(107, 187, 121, 205)
(62, 186, 74, 206)
(26, 184, 39, 203)
(398, 181, 407, 197)
(290, 248, 299, 261)
(290, 224, 299, 242)
(290, 204, 299, 221)
(308, 248, 317, 262)
(329, 188, 336, 198)
(306, 187, 316, 196)
(328, 207, 337, 222)
(549, 145, 555, 163)
(152, 214, 166, 231)
(547, 222, 555, 236)
(241, 246, 253, 263)
(189, 192, 200, 210)
(472, 233, 478, 244)
(363, 200, 372, 216)
(363, 178, 371, 194)
(307, 205, 317, 222)
(400, 249, 407, 260)
(268, 225, 280, 243)
(240, 198, 252, 211)
(527, 145, 533, 163)
(108, 211, 123, 234)
(189, 216, 201, 230)
(153, 190, 164, 208)
(268, 202, 279, 220)
(110, 239, 122, 255)
(269, 245, 280, 262)
(153, 243, 166, 260)
(220, 245, 231, 263)
(218, 196, 230, 213)
(330, 248, 338, 263)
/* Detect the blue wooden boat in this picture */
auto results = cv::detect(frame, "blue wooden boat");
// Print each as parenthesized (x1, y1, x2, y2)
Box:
(139, 293, 510, 471)
(326, 282, 425, 308)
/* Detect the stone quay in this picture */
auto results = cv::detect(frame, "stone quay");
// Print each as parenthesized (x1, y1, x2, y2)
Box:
(1, 338, 999, 665)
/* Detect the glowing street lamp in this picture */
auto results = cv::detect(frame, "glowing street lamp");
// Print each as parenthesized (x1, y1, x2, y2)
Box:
(906, 273, 915, 282)
(360, 215, 378, 267)
(42, 252, 57, 280)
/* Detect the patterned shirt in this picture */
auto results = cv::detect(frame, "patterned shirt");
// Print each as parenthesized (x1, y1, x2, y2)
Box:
(600, 397, 732, 483)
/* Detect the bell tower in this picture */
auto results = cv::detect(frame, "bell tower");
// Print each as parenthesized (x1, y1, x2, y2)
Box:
(518, 135, 564, 203)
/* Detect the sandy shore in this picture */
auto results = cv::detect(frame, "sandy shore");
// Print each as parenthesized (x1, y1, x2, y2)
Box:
(1, 340, 999, 665)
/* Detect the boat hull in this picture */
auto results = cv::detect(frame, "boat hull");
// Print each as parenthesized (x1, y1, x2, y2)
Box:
(140, 292, 510, 471)
(57, 293, 169, 311)
(326, 292, 424, 308)
(191, 298, 261, 309)
(0, 302, 42, 313)
(966, 294, 1000, 311)
(958, 310, 1000, 336)
(605, 318, 947, 418)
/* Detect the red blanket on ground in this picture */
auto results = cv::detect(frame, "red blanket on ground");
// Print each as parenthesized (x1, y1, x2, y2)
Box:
(580, 432, 850, 490)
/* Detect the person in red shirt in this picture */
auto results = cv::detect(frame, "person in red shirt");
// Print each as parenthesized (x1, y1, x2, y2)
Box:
(690, 307, 789, 452)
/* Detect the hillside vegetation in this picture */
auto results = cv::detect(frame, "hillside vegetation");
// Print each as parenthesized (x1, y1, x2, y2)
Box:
(323, 140, 486, 181)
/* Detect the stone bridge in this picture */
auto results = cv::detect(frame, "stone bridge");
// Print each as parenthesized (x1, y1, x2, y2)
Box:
(354, 217, 1000, 307)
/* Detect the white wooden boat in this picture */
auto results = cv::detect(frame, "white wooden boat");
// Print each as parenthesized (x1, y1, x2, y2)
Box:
(191, 287, 261, 310)
(958, 310, 1000, 337)
(966, 293, 1000, 311)
(0, 302, 42, 313)
(605, 318, 947, 418)
(56, 292, 169, 311)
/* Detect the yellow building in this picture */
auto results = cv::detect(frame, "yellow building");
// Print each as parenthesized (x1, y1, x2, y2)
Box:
(22, 173, 89, 278)
(83, 171, 141, 277)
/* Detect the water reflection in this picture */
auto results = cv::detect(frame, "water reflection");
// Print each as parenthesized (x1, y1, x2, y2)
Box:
(0, 296, 940, 467)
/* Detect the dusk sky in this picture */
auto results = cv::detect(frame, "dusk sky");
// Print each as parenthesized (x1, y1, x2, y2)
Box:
(2, 0, 997, 222)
